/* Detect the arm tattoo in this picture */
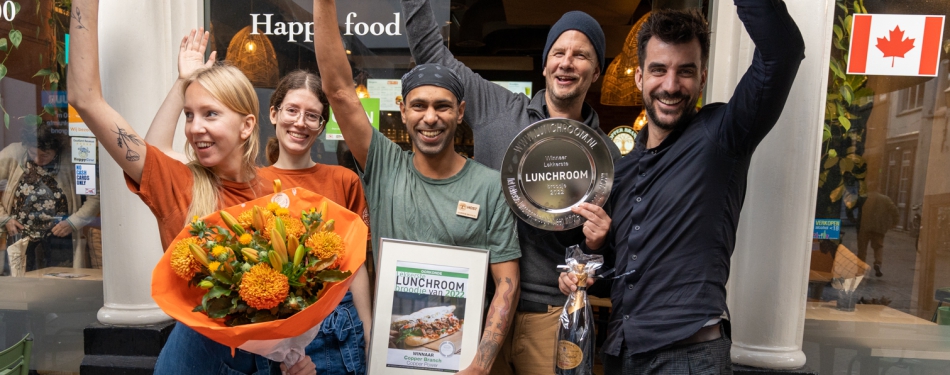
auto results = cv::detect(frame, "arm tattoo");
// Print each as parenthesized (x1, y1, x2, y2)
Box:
(113, 124, 143, 161)
(473, 276, 514, 369)
(73, 8, 87, 29)
(497, 277, 513, 330)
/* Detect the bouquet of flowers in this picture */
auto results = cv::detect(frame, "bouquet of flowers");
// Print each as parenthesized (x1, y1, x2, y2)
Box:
(152, 183, 367, 364)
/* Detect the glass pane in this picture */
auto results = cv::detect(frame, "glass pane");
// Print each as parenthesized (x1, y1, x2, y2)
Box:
(808, 0, 950, 372)
(0, 0, 103, 373)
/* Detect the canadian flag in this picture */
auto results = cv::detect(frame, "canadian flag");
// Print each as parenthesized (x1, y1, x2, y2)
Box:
(846, 14, 945, 77)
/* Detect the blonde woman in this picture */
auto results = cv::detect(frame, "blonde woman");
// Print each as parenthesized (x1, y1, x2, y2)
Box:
(67, 0, 314, 374)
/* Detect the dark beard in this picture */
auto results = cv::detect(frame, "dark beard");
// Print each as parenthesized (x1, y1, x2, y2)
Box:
(644, 93, 697, 131)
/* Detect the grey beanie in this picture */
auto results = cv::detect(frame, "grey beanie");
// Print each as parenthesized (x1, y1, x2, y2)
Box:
(542, 11, 606, 72)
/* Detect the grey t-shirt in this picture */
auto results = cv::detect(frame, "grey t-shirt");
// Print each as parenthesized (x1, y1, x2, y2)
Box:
(360, 129, 521, 264)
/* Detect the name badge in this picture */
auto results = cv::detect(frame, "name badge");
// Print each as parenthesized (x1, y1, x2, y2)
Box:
(456, 201, 480, 219)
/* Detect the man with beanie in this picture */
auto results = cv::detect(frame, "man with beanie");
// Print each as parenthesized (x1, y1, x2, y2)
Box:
(558, 1, 805, 373)
(401, 1, 621, 374)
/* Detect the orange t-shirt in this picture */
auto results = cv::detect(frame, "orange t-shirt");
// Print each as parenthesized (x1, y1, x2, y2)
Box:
(125, 144, 267, 249)
(259, 164, 371, 239)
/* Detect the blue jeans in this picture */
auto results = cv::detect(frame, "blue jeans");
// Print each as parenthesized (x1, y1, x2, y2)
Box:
(154, 323, 280, 375)
(306, 291, 366, 375)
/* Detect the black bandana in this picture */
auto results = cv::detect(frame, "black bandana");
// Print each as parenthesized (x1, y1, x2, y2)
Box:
(400, 63, 464, 104)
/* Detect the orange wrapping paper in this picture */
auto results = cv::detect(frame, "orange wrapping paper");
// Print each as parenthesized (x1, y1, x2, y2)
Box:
(151, 187, 368, 350)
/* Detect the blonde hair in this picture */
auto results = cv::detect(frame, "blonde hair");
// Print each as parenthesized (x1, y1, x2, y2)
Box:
(181, 63, 261, 222)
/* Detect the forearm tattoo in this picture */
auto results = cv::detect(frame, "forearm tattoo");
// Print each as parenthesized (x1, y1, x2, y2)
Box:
(474, 276, 514, 369)
(73, 7, 87, 30)
(113, 124, 143, 161)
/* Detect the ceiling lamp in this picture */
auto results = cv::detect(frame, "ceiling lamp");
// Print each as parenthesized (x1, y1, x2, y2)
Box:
(226, 25, 279, 88)
(601, 12, 651, 106)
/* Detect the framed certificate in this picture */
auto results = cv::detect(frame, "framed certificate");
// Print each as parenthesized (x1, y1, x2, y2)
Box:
(368, 238, 490, 374)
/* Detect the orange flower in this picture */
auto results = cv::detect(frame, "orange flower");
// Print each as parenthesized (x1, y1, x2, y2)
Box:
(239, 264, 289, 310)
(262, 215, 306, 241)
(306, 231, 343, 260)
(238, 233, 253, 245)
(237, 208, 272, 229)
(170, 237, 203, 280)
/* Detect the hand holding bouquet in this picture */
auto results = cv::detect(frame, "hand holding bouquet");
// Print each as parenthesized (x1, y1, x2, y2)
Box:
(152, 183, 368, 364)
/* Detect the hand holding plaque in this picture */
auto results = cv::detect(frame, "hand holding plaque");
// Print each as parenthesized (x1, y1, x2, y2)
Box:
(501, 119, 614, 231)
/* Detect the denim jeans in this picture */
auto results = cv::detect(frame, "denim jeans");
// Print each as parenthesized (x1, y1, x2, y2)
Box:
(154, 323, 280, 375)
(306, 291, 366, 375)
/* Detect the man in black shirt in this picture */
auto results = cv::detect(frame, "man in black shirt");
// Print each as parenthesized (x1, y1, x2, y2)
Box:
(559, 0, 805, 373)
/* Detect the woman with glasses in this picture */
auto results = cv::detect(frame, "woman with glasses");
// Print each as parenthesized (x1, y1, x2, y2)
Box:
(145, 34, 372, 375)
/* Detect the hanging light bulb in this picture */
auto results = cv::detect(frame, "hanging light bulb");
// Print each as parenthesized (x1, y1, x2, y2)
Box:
(355, 83, 370, 99)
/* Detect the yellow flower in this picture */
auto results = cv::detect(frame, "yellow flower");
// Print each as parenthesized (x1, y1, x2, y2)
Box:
(238, 233, 253, 245)
(275, 207, 289, 216)
(208, 261, 222, 273)
(211, 245, 228, 258)
(239, 264, 289, 310)
(266, 202, 281, 213)
(192, 215, 199, 223)
(262, 215, 306, 241)
(170, 237, 203, 280)
(306, 231, 343, 260)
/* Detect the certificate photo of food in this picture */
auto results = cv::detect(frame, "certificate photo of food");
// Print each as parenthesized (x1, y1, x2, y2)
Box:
(386, 261, 469, 372)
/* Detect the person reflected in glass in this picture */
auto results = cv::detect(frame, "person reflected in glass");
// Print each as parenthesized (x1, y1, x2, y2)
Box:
(0, 124, 100, 274)
(857, 191, 899, 277)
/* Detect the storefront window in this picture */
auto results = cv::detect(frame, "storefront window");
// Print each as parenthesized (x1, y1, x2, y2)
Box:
(807, 0, 950, 372)
(0, 0, 104, 372)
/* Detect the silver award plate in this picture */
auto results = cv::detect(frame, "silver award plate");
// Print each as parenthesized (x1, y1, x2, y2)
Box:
(501, 119, 614, 231)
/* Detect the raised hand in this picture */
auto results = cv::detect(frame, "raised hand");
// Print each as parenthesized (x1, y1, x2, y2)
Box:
(178, 28, 217, 80)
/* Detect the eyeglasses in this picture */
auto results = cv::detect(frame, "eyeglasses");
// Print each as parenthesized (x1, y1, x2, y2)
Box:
(276, 105, 326, 130)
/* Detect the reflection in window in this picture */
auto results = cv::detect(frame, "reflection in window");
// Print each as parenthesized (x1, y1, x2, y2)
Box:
(897, 82, 926, 113)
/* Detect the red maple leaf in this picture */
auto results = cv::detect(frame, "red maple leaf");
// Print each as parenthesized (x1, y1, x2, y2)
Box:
(876, 25, 915, 67)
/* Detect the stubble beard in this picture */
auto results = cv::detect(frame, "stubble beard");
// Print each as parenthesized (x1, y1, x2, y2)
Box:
(644, 92, 697, 131)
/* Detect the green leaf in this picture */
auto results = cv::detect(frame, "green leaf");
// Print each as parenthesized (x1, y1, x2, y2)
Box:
(833, 38, 847, 51)
(833, 25, 843, 41)
(3, 113, 8, 129)
(823, 124, 832, 143)
(0, 38, 7, 52)
(829, 60, 846, 79)
(251, 310, 278, 323)
(840, 84, 854, 105)
(208, 285, 231, 300)
(24, 114, 41, 126)
(13, 1, 19, 15)
(844, 15, 853, 35)
(9, 29, 21, 49)
(315, 269, 352, 282)
(33, 68, 51, 78)
(823, 156, 839, 169)
(49, 72, 60, 83)
(830, 184, 844, 203)
(829, 149, 838, 158)
(0, 64, 6, 80)
(205, 296, 231, 319)
(854, 87, 874, 99)
(212, 271, 233, 285)
(838, 115, 851, 131)
(819, 171, 829, 187)
(839, 157, 854, 173)
(43, 104, 55, 115)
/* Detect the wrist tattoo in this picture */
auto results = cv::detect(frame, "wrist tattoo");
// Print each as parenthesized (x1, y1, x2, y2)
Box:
(73, 8, 87, 30)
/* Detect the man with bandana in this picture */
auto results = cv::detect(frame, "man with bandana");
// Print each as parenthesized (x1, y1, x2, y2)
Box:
(400, 1, 621, 373)
(312, 1, 521, 374)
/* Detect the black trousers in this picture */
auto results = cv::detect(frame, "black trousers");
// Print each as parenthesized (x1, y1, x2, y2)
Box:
(604, 330, 732, 375)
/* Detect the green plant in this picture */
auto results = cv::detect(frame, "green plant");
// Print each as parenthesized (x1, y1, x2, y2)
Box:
(817, 0, 873, 219)
(0, 0, 70, 128)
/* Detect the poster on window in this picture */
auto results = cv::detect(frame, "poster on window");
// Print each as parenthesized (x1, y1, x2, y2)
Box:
(71, 137, 97, 164)
(368, 239, 489, 375)
(75, 164, 97, 196)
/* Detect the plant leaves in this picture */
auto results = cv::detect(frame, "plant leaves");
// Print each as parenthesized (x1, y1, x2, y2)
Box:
(824, 156, 839, 169)
(840, 84, 854, 105)
(208, 285, 231, 300)
(9, 29, 21, 49)
(833, 25, 843, 41)
(251, 310, 278, 323)
(838, 115, 851, 131)
(24, 114, 41, 126)
(33, 68, 51, 78)
(50, 72, 60, 83)
(43, 104, 55, 115)
(823, 124, 832, 143)
(3, 113, 8, 129)
(830, 184, 844, 203)
(0, 64, 6, 80)
(315, 269, 352, 282)
(829, 149, 838, 158)
(205, 296, 231, 319)
(839, 157, 854, 173)
(0, 38, 7, 52)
